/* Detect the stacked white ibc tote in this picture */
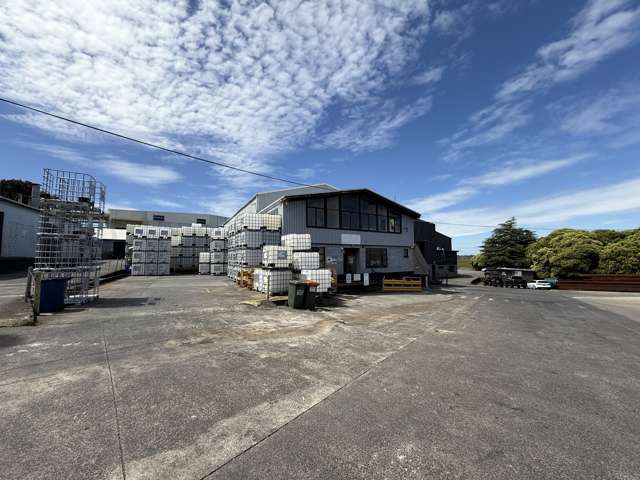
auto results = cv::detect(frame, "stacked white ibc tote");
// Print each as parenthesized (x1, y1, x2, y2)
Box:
(199, 252, 211, 274)
(225, 213, 282, 282)
(170, 224, 214, 273)
(254, 245, 293, 295)
(209, 227, 227, 276)
(129, 225, 171, 276)
(283, 233, 332, 293)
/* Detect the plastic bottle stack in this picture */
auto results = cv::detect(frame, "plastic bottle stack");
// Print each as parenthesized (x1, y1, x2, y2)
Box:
(170, 224, 221, 273)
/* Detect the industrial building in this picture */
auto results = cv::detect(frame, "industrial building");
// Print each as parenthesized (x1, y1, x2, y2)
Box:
(0, 193, 40, 266)
(107, 208, 227, 229)
(224, 184, 456, 285)
(414, 220, 458, 280)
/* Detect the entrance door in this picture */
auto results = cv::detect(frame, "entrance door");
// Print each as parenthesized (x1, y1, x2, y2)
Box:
(343, 248, 359, 274)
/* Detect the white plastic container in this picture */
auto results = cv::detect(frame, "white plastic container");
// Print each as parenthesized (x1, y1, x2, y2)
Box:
(199, 252, 211, 263)
(157, 250, 170, 263)
(211, 263, 227, 275)
(146, 226, 159, 239)
(300, 269, 332, 293)
(261, 214, 282, 231)
(254, 268, 291, 295)
(145, 263, 158, 275)
(157, 263, 170, 276)
(158, 238, 171, 252)
(292, 252, 320, 270)
(210, 251, 226, 264)
(262, 246, 293, 268)
(132, 225, 147, 238)
(210, 227, 225, 239)
(181, 226, 194, 236)
(281, 234, 311, 251)
(158, 227, 171, 239)
(199, 263, 210, 274)
(131, 263, 145, 276)
(210, 240, 226, 251)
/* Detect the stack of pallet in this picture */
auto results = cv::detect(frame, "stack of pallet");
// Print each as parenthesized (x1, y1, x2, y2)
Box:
(170, 225, 217, 273)
(128, 225, 171, 276)
(209, 229, 226, 276)
(225, 213, 281, 282)
(283, 234, 331, 292)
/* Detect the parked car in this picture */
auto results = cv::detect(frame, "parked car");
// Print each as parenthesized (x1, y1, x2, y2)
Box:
(527, 280, 552, 289)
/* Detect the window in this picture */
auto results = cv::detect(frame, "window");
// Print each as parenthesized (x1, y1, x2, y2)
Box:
(388, 210, 401, 233)
(359, 197, 377, 231)
(403, 248, 409, 258)
(311, 246, 326, 268)
(377, 205, 388, 232)
(306, 198, 325, 227)
(326, 196, 340, 228)
(196, 218, 206, 225)
(366, 248, 388, 268)
(341, 194, 359, 230)
(152, 214, 165, 221)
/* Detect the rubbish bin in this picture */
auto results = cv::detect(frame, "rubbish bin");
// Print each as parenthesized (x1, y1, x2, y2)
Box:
(40, 278, 67, 313)
(288, 280, 308, 309)
(304, 281, 319, 310)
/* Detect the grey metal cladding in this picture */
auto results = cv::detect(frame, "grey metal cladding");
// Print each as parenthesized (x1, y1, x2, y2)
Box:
(281, 199, 415, 247)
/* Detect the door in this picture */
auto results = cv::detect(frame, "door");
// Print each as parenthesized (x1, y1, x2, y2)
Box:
(343, 248, 359, 274)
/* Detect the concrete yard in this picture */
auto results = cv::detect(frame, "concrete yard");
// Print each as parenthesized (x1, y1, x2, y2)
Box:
(1, 275, 640, 479)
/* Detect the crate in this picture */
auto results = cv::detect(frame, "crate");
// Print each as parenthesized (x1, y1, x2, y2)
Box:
(211, 263, 227, 275)
(199, 252, 211, 263)
(157, 250, 170, 263)
(210, 239, 226, 251)
(199, 263, 211, 274)
(210, 227, 225, 239)
(210, 251, 226, 264)
(254, 268, 291, 295)
(158, 227, 171, 239)
(181, 226, 194, 236)
(262, 246, 293, 268)
(157, 263, 170, 276)
(171, 235, 181, 247)
(131, 263, 145, 276)
(132, 225, 147, 238)
(292, 252, 319, 270)
(158, 238, 171, 252)
(300, 269, 332, 293)
(146, 226, 160, 239)
(281, 234, 311, 251)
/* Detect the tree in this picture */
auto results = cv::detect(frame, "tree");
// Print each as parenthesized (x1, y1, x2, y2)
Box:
(527, 229, 603, 278)
(470, 253, 486, 270)
(0, 179, 34, 204)
(598, 232, 640, 274)
(480, 218, 536, 268)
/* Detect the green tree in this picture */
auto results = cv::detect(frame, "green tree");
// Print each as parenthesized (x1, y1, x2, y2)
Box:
(527, 229, 603, 278)
(480, 218, 536, 268)
(598, 232, 640, 274)
(470, 253, 486, 270)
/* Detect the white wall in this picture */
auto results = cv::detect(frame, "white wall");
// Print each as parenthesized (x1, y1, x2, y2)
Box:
(0, 198, 39, 258)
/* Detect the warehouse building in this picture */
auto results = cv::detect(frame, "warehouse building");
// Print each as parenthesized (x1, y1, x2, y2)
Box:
(0, 194, 40, 270)
(414, 220, 458, 280)
(225, 184, 455, 284)
(107, 208, 227, 229)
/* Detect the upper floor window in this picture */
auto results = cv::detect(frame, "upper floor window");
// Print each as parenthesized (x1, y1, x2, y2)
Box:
(305, 194, 403, 233)
(152, 214, 165, 221)
(196, 218, 206, 225)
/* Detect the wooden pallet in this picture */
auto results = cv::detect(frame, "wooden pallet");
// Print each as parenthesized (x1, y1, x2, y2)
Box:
(383, 277, 423, 292)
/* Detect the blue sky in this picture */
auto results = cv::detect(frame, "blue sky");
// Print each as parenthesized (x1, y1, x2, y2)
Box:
(1, 0, 639, 254)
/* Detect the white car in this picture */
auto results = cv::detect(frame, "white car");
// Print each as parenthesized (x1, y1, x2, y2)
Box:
(527, 280, 552, 289)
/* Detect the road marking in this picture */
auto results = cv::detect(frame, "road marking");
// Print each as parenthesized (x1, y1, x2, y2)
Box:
(572, 296, 640, 301)
(489, 298, 494, 301)
(473, 296, 481, 300)
(0, 294, 23, 298)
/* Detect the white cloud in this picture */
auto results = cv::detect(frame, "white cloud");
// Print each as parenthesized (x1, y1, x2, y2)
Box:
(0, 0, 432, 192)
(463, 155, 586, 187)
(149, 198, 184, 209)
(442, 0, 640, 161)
(1, 113, 101, 143)
(18, 142, 182, 186)
(426, 177, 640, 237)
(497, 0, 640, 99)
(407, 155, 585, 214)
(414, 66, 446, 85)
(199, 190, 249, 218)
(318, 97, 432, 152)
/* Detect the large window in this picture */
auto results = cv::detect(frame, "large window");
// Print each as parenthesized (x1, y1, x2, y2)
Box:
(306, 197, 325, 227)
(366, 248, 388, 268)
(306, 194, 403, 233)
(152, 214, 165, 221)
(196, 218, 206, 225)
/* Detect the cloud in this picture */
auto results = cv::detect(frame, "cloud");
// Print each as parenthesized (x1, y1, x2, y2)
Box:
(199, 190, 250, 218)
(497, 0, 640, 99)
(18, 142, 182, 186)
(0, 0, 432, 192)
(149, 198, 184, 209)
(317, 97, 433, 152)
(413, 66, 446, 85)
(1, 113, 101, 143)
(407, 155, 585, 214)
(551, 82, 640, 147)
(442, 0, 640, 161)
(429, 177, 640, 237)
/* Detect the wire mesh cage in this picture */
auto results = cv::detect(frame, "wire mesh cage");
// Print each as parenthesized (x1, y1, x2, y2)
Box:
(35, 169, 106, 304)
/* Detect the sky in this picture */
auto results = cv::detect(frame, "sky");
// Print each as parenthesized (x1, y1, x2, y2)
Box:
(1, 0, 639, 254)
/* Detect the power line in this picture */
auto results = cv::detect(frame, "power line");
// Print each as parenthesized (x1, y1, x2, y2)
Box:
(434, 221, 555, 231)
(0, 96, 336, 190)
